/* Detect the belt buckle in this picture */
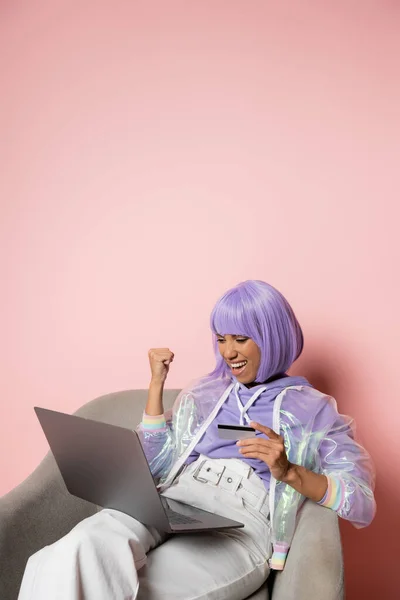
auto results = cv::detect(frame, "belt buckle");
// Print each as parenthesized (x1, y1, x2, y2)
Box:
(192, 460, 208, 483)
(193, 461, 225, 485)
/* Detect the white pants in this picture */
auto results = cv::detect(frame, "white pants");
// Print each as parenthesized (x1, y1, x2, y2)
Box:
(18, 458, 272, 600)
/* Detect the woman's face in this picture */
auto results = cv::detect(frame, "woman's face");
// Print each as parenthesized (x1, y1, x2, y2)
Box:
(216, 334, 261, 385)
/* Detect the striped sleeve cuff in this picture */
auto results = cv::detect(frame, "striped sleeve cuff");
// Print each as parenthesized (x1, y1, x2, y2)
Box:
(141, 412, 167, 431)
(269, 542, 289, 570)
(318, 474, 346, 512)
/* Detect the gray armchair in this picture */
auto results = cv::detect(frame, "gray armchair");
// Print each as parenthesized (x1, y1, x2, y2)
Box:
(0, 390, 344, 600)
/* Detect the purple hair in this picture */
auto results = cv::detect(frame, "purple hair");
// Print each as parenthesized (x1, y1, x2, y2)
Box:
(209, 280, 304, 383)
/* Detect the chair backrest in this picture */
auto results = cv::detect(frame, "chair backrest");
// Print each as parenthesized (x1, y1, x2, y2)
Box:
(74, 388, 180, 426)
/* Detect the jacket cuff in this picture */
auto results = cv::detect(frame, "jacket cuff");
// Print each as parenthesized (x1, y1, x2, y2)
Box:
(269, 542, 289, 570)
(318, 474, 346, 511)
(141, 412, 167, 431)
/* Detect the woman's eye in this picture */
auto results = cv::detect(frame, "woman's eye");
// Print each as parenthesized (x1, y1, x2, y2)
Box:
(216, 337, 248, 343)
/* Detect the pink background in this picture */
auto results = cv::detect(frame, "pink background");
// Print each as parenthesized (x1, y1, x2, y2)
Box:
(1, 1, 399, 597)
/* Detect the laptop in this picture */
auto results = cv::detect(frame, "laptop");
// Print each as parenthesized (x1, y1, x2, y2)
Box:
(34, 407, 244, 533)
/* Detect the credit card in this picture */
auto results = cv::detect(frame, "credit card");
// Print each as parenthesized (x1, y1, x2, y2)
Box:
(217, 424, 257, 440)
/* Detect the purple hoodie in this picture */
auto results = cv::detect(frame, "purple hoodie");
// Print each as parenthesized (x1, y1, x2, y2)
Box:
(144, 374, 312, 490)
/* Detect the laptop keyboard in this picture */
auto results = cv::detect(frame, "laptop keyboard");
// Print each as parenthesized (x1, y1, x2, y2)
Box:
(165, 509, 201, 525)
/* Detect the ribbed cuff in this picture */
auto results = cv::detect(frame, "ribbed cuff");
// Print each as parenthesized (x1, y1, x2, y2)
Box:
(269, 542, 289, 570)
(141, 412, 167, 431)
(318, 474, 346, 512)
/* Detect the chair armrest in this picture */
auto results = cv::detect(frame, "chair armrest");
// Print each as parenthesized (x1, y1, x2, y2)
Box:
(272, 500, 344, 600)
(0, 454, 98, 600)
(0, 389, 180, 600)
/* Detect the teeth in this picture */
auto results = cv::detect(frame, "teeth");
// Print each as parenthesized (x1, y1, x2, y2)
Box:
(231, 361, 247, 368)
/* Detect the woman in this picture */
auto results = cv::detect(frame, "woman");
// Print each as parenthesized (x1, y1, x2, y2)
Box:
(19, 280, 375, 600)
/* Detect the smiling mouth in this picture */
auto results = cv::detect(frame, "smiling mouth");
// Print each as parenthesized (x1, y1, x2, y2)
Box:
(229, 360, 248, 374)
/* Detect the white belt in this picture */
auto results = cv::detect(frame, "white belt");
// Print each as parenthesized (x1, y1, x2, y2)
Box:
(191, 458, 269, 515)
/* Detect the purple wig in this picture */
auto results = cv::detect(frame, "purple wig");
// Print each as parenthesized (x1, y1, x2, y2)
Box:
(210, 280, 304, 383)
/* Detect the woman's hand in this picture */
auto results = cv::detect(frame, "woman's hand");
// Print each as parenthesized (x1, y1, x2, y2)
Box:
(145, 348, 175, 416)
(237, 421, 291, 481)
(237, 421, 328, 502)
(148, 348, 175, 386)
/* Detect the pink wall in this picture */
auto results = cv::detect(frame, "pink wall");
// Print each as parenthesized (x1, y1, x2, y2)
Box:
(1, 1, 399, 596)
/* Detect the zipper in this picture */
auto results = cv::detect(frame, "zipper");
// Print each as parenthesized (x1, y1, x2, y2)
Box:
(269, 385, 305, 539)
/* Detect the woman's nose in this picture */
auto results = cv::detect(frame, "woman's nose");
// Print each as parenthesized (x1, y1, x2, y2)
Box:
(224, 343, 238, 360)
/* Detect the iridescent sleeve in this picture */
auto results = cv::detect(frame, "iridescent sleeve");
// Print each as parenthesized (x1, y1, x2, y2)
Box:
(136, 388, 199, 481)
(137, 409, 175, 479)
(317, 410, 376, 527)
